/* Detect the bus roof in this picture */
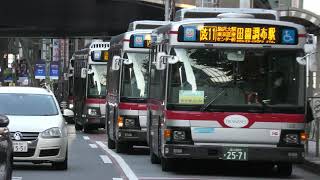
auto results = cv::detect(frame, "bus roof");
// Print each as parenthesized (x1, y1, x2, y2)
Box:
(174, 7, 279, 21)
(111, 29, 155, 53)
(73, 41, 110, 64)
(127, 20, 169, 31)
(152, 17, 306, 49)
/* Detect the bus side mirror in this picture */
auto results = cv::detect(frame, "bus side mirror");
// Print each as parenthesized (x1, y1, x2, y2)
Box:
(112, 56, 121, 71)
(123, 58, 132, 65)
(81, 68, 87, 78)
(167, 55, 180, 64)
(156, 52, 167, 70)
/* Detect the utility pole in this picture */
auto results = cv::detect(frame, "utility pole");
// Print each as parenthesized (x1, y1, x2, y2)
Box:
(165, 0, 170, 21)
(164, 0, 176, 21)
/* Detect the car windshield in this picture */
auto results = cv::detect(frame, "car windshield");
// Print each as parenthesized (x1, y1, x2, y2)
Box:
(120, 52, 149, 98)
(88, 64, 107, 98)
(167, 48, 304, 112)
(0, 93, 59, 116)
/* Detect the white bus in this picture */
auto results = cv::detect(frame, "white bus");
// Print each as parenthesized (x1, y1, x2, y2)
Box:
(147, 8, 310, 176)
(106, 21, 168, 153)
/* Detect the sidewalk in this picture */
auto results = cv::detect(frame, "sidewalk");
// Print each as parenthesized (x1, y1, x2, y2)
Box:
(302, 140, 320, 174)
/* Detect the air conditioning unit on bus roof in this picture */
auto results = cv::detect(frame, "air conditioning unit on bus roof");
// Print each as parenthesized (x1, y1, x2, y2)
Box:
(174, 8, 279, 21)
(89, 42, 110, 50)
(127, 20, 169, 31)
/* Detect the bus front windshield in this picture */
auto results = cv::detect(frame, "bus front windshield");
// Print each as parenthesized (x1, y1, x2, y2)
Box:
(121, 53, 149, 99)
(88, 64, 107, 98)
(167, 48, 304, 112)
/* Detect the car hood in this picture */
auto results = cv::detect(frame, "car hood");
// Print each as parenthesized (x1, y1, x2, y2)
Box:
(6, 115, 63, 133)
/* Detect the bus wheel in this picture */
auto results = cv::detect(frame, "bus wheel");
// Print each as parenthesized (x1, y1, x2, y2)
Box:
(161, 158, 174, 172)
(277, 163, 292, 177)
(83, 124, 91, 133)
(108, 137, 115, 149)
(150, 152, 160, 164)
(116, 142, 128, 153)
(75, 122, 83, 131)
(149, 140, 160, 164)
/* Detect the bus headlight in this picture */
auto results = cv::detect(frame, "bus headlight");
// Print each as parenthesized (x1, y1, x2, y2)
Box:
(283, 134, 299, 144)
(124, 118, 136, 128)
(88, 108, 98, 116)
(173, 131, 186, 141)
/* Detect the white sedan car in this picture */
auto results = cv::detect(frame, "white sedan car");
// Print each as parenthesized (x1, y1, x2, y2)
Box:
(0, 87, 68, 170)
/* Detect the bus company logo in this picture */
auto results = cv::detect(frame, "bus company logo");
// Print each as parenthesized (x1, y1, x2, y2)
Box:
(224, 115, 249, 128)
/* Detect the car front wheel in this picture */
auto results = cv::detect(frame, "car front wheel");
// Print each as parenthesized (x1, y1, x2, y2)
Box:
(52, 151, 68, 170)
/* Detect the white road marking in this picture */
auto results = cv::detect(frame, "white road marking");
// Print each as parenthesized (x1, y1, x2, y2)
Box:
(89, 144, 98, 148)
(12, 177, 23, 180)
(100, 155, 112, 164)
(96, 141, 138, 180)
(112, 178, 123, 180)
(83, 136, 90, 140)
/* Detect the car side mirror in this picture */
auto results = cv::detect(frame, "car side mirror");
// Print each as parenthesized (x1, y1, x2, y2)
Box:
(63, 109, 74, 118)
(0, 115, 9, 127)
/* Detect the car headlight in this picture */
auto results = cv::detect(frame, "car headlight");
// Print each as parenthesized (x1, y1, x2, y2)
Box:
(283, 134, 299, 144)
(173, 131, 186, 141)
(69, 103, 74, 109)
(41, 127, 62, 138)
(88, 108, 98, 116)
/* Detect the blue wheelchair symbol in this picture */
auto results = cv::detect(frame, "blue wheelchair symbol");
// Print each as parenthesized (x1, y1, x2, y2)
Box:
(282, 29, 296, 44)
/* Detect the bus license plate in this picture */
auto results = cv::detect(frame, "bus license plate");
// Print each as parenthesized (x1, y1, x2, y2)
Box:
(223, 147, 248, 161)
(13, 141, 28, 152)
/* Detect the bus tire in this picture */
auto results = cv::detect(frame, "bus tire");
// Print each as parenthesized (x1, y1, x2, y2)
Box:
(116, 142, 128, 153)
(149, 139, 160, 164)
(108, 137, 115, 149)
(75, 122, 82, 131)
(277, 163, 292, 177)
(161, 158, 174, 172)
(83, 124, 90, 133)
(150, 152, 160, 164)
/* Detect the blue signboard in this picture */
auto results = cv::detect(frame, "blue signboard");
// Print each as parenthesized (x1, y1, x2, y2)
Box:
(50, 63, 59, 80)
(183, 26, 197, 42)
(282, 29, 296, 44)
(133, 35, 144, 47)
(35, 63, 46, 80)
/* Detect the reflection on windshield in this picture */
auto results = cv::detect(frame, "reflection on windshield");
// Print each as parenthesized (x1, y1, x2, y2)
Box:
(168, 48, 304, 108)
(0, 94, 58, 116)
(121, 53, 149, 98)
(88, 65, 107, 97)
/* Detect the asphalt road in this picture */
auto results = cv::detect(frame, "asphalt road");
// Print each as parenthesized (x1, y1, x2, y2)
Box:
(12, 125, 320, 180)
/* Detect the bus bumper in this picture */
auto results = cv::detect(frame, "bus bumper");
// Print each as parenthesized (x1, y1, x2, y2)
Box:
(162, 144, 304, 163)
(85, 116, 105, 128)
(118, 129, 147, 144)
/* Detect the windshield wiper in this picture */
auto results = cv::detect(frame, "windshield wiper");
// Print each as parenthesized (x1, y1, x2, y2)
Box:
(200, 89, 226, 112)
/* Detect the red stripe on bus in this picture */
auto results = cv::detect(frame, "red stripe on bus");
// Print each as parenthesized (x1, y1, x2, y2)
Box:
(119, 102, 147, 110)
(298, 34, 306, 38)
(123, 39, 130, 42)
(169, 31, 178, 34)
(165, 110, 304, 128)
(85, 98, 106, 104)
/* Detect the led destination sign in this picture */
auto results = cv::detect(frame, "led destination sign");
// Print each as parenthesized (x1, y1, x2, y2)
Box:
(178, 24, 298, 45)
(91, 51, 109, 62)
(129, 34, 151, 48)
